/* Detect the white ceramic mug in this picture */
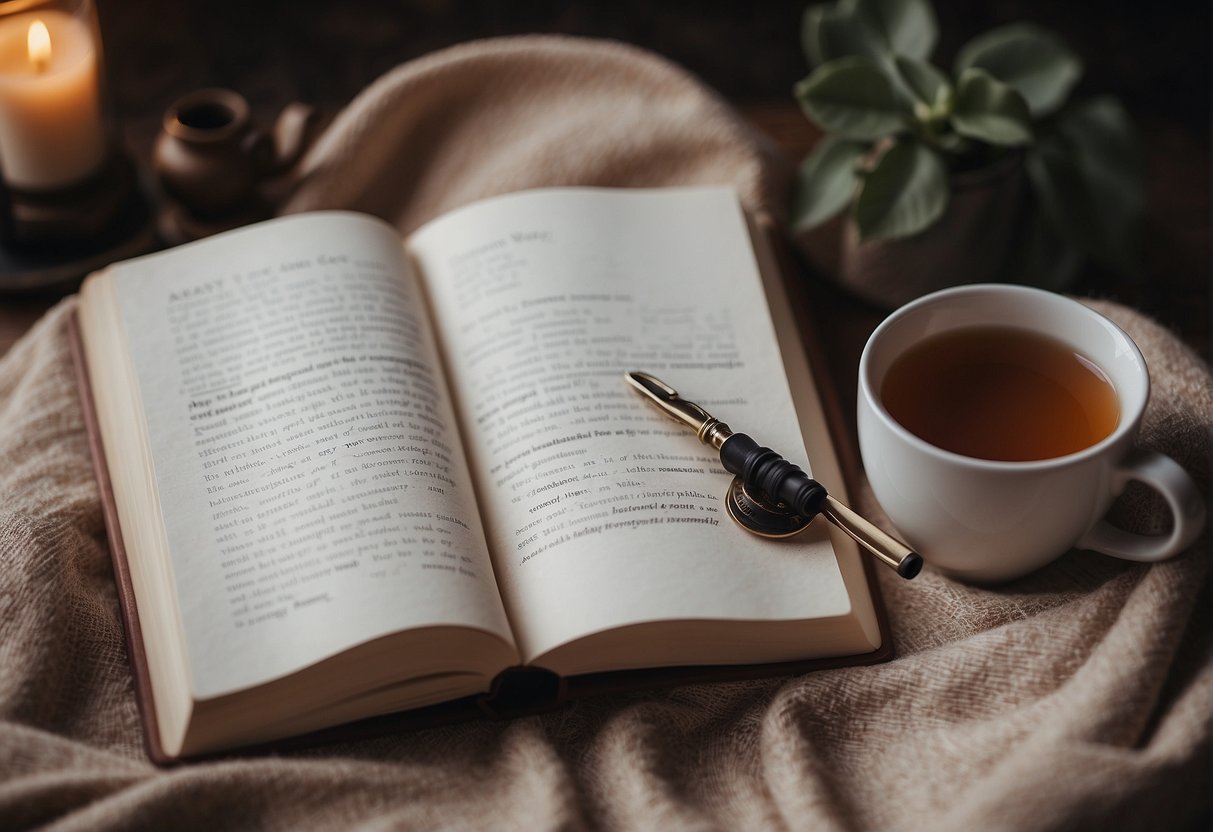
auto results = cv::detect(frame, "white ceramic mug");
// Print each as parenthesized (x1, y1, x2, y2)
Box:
(858, 284, 1206, 583)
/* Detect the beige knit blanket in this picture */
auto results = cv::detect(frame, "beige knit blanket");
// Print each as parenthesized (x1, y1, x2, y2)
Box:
(2, 36, 1209, 831)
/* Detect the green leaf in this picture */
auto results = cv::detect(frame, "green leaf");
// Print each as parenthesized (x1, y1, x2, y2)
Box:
(1026, 97, 1142, 275)
(1057, 96, 1142, 222)
(792, 137, 868, 230)
(844, 0, 938, 59)
(1026, 142, 1100, 263)
(894, 55, 952, 110)
(795, 57, 906, 141)
(954, 22, 1083, 117)
(934, 132, 972, 154)
(950, 68, 1033, 146)
(854, 140, 948, 239)
(802, 5, 831, 67)
(803, 3, 885, 66)
(802, 5, 825, 67)
(801, 3, 920, 109)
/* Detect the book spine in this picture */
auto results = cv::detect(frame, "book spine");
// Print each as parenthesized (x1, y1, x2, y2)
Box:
(476, 667, 566, 719)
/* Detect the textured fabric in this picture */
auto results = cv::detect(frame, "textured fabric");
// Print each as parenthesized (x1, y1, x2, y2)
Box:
(2, 36, 1210, 831)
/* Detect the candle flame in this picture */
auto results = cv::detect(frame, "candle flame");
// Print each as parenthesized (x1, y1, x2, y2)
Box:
(27, 20, 51, 73)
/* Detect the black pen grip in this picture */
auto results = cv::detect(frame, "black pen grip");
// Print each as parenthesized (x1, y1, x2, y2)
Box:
(719, 434, 827, 519)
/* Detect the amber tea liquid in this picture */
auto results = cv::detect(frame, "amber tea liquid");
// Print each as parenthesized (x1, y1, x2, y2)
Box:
(880, 326, 1120, 462)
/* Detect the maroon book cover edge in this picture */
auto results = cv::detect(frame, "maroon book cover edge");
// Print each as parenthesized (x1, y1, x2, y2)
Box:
(68, 309, 173, 765)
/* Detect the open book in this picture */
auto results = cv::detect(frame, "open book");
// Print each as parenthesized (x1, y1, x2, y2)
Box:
(73, 187, 887, 762)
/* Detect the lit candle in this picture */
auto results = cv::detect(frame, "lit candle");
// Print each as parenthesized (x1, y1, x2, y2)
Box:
(0, 9, 106, 190)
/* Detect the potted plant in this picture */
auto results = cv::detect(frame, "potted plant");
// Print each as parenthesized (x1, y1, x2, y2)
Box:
(792, 0, 1142, 307)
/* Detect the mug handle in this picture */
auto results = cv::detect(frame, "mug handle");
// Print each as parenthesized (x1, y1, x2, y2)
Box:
(1076, 449, 1206, 562)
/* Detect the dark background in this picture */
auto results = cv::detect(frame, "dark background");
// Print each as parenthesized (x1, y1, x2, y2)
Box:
(98, 0, 1209, 128)
(92, 0, 1210, 357)
(0, 0, 1200, 361)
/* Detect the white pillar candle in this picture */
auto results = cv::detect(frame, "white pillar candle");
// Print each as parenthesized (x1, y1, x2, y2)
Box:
(0, 9, 107, 191)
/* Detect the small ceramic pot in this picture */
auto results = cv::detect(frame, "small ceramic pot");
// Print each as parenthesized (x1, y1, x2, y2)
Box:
(837, 152, 1026, 309)
(153, 88, 314, 218)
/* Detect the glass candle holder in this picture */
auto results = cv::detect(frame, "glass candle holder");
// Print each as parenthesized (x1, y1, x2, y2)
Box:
(0, 0, 111, 192)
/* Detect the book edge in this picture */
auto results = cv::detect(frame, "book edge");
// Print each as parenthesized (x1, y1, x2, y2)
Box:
(755, 215, 894, 665)
(68, 307, 177, 766)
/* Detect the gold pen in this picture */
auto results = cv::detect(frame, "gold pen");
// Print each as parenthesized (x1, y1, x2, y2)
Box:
(625, 371, 922, 579)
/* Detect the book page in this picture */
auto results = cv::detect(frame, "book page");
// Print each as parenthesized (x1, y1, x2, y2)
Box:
(409, 188, 854, 664)
(110, 212, 514, 698)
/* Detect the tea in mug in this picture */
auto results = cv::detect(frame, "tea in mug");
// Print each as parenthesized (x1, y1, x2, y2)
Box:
(880, 326, 1120, 462)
